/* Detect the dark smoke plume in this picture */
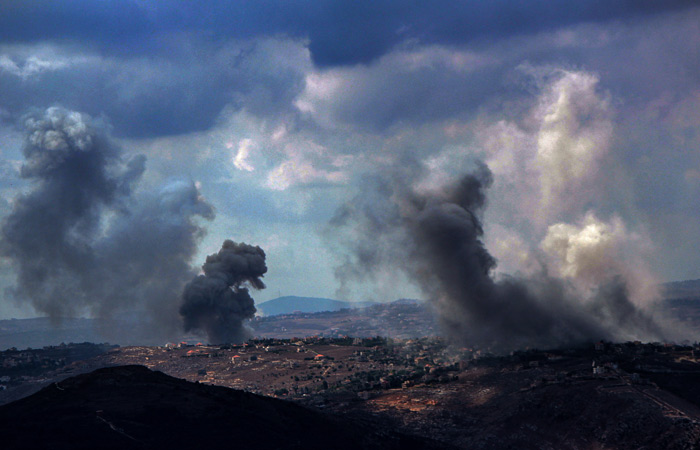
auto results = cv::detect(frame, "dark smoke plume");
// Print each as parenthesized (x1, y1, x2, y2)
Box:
(180, 240, 266, 344)
(0, 107, 214, 340)
(330, 161, 666, 352)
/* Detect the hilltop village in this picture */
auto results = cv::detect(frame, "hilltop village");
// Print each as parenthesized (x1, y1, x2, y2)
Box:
(3, 338, 700, 448)
(4, 338, 700, 402)
(251, 300, 440, 339)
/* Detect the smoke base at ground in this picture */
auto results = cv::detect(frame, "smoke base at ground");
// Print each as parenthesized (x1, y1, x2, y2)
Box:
(180, 240, 267, 344)
(330, 161, 671, 353)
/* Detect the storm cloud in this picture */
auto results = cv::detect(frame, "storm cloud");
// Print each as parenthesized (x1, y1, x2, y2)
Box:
(1, 2, 700, 336)
(0, 1, 695, 66)
(0, 38, 309, 138)
(0, 1, 696, 139)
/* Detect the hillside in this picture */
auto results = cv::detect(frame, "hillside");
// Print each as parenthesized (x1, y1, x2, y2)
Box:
(0, 365, 444, 450)
(5, 341, 700, 449)
(0, 316, 183, 350)
(256, 295, 377, 316)
(662, 279, 700, 300)
(4, 291, 700, 350)
(253, 299, 438, 339)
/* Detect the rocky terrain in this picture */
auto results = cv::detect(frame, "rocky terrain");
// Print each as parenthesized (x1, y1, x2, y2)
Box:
(3, 288, 700, 448)
(0, 365, 444, 450)
(3, 339, 700, 449)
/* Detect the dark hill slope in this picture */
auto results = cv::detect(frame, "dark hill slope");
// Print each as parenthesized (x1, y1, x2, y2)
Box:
(0, 365, 443, 450)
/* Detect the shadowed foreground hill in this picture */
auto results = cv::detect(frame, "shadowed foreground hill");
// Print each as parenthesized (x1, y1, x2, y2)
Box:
(0, 365, 444, 450)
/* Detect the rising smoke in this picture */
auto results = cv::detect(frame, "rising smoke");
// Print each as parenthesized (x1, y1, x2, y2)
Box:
(330, 160, 668, 352)
(328, 69, 684, 352)
(0, 107, 214, 340)
(180, 240, 266, 344)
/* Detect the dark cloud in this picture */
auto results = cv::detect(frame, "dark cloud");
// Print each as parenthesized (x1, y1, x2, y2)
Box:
(296, 7, 700, 134)
(305, 0, 699, 67)
(0, 1, 695, 66)
(180, 240, 266, 344)
(2, 2, 695, 139)
(0, 107, 214, 339)
(0, 38, 307, 138)
(330, 160, 667, 352)
(297, 58, 522, 134)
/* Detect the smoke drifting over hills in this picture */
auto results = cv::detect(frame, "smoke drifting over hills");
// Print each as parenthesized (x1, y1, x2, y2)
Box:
(331, 159, 669, 352)
(180, 240, 266, 344)
(0, 107, 214, 339)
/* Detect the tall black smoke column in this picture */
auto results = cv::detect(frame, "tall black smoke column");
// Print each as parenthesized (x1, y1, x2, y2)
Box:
(180, 240, 266, 344)
(330, 161, 665, 352)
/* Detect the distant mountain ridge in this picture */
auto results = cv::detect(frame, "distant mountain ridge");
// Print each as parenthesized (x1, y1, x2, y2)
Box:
(256, 296, 377, 316)
(662, 279, 700, 299)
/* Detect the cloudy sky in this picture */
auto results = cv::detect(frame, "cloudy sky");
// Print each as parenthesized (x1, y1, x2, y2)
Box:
(0, 1, 699, 322)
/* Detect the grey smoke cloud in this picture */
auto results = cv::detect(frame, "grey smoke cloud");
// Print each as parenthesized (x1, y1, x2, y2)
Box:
(331, 161, 667, 352)
(180, 240, 266, 344)
(0, 107, 214, 339)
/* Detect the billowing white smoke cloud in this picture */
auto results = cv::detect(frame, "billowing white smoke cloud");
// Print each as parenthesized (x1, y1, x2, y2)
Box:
(330, 67, 689, 351)
(534, 70, 613, 219)
(483, 69, 662, 314)
(541, 212, 659, 308)
(481, 69, 614, 228)
(542, 213, 627, 284)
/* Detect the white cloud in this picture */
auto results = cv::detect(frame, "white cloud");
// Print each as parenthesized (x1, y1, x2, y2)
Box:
(265, 139, 350, 191)
(231, 138, 255, 172)
(0, 54, 70, 79)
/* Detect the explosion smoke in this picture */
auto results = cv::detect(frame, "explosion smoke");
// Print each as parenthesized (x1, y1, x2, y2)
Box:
(0, 107, 214, 339)
(180, 240, 266, 344)
(331, 161, 667, 352)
